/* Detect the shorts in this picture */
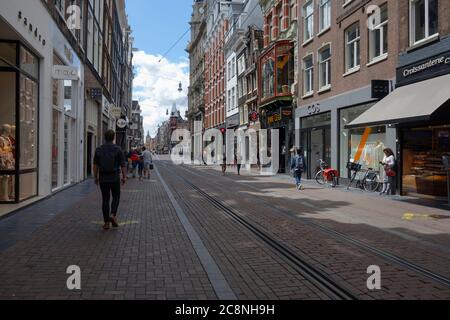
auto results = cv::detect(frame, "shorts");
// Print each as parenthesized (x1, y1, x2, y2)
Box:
(144, 162, 152, 170)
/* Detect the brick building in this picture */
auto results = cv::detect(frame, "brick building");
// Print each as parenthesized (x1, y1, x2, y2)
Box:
(259, 0, 299, 173)
(294, 0, 400, 181)
(204, 0, 230, 131)
(348, 0, 450, 200)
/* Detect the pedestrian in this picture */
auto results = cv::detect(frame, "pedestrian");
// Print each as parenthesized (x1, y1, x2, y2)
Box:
(290, 148, 306, 190)
(142, 146, 153, 180)
(221, 154, 227, 176)
(130, 149, 139, 178)
(93, 130, 127, 230)
(235, 152, 242, 176)
(138, 151, 144, 181)
(380, 147, 396, 195)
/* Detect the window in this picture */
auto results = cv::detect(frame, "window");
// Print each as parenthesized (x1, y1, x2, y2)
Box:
(232, 57, 236, 78)
(303, 55, 314, 95)
(319, 0, 331, 32)
(303, 1, 314, 42)
(231, 87, 235, 109)
(368, 4, 388, 62)
(410, 0, 438, 45)
(55, 0, 66, 16)
(319, 45, 331, 89)
(345, 23, 360, 72)
(228, 61, 231, 80)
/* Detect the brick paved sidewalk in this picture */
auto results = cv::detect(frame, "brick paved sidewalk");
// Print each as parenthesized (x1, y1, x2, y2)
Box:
(0, 176, 217, 300)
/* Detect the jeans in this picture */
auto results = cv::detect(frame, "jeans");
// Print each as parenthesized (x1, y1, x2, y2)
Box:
(294, 170, 302, 187)
(100, 181, 121, 223)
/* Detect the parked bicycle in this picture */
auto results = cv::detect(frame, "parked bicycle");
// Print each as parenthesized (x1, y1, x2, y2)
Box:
(315, 159, 339, 188)
(346, 161, 381, 192)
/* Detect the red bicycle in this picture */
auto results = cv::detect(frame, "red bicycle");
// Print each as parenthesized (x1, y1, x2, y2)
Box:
(315, 159, 339, 188)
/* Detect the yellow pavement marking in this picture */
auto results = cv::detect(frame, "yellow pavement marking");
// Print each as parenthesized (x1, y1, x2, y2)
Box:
(402, 212, 442, 221)
(92, 220, 139, 226)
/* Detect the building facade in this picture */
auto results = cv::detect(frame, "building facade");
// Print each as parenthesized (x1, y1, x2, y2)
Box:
(348, 0, 450, 200)
(259, 0, 298, 173)
(0, 0, 85, 204)
(204, 0, 230, 132)
(187, 0, 207, 163)
(294, 0, 399, 182)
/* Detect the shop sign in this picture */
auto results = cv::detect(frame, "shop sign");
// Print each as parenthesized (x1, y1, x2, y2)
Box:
(90, 88, 102, 100)
(18, 11, 46, 46)
(110, 106, 122, 119)
(371, 80, 390, 99)
(306, 103, 321, 116)
(281, 108, 292, 117)
(397, 51, 450, 85)
(267, 113, 281, 126)
(116, 118, 128, 129)
(249, 111, 259, 122)
(52, 65, 78, 80)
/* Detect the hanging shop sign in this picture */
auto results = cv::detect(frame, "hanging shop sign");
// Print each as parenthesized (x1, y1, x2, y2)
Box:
(116, 118, 128, 129)
(371, 80, 390, 99)
(52, 65, 79, 80)
(110, 106, 122, 119)
(90, 88, 102, 100)
(249, 111, 259, 122)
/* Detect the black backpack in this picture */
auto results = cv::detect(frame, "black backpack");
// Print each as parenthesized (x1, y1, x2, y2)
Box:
(98, 145, 119, 174)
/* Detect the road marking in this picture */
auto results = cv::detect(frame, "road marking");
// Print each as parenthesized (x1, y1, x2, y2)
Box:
(92, 220, 139, 226)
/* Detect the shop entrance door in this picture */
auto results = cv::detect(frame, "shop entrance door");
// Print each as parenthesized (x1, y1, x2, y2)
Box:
(87, 132, 93, 177)
(302, 126, 331, 179)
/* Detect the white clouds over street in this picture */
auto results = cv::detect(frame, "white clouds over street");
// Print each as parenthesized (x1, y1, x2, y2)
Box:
(132, 51, 189, 137)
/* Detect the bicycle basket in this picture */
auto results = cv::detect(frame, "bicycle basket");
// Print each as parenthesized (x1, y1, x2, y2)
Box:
(346, 162, 362, 171)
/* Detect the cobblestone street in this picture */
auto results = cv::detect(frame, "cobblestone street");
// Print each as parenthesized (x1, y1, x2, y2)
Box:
(0, 157, 448, 300)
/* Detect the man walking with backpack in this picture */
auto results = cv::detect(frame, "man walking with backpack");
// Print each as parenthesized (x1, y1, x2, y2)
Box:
(290, 148, 306, 190)
(93, 130, 127, 230)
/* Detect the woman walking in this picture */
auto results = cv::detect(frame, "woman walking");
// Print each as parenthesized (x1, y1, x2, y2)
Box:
(380, 148, 396, 195)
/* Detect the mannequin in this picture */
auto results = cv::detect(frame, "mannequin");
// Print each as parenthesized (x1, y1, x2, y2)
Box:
(0, 124, 15, 201)
(8, 125, 16, 199)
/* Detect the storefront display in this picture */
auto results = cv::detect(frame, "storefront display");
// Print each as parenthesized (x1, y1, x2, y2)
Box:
(402, 125, 450, 198)
(339, 104, 386, 178)
(0, 41, 38, 203)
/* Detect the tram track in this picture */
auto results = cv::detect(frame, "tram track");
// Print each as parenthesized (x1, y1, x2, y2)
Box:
(156, 161, 359, 300)
(173, 162, 450, 291)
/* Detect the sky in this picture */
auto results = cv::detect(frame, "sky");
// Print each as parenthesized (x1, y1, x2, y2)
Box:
(126, 0, 193, 137)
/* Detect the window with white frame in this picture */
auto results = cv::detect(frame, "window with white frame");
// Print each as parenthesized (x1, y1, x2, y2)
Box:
(228, 61, 231, 80)
(369, 4, 388, 62)
(319, 45, 331, 89)
(231, 87, 235, 109)
(345, 23, 360, 72)
(410, 0, 438, 45)
(228, 90, 231, 111)
(303, 54, 314, 95)
(232, 57, 236, 78)
(303, 1, 314, 43)
(319, 0, 331, 32)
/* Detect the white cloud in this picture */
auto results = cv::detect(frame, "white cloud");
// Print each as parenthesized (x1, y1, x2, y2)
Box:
(132, 51, 190, 137)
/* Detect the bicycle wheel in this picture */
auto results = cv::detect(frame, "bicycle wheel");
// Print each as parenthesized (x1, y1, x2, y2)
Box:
(330, 174, 338, 188)
(315, 171, 325, 185)
(363, 174, 381, 192)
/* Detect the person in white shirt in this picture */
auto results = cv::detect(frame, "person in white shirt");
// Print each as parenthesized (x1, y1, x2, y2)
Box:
(141, 147, 153, 180)
(380, 148, 396, 195)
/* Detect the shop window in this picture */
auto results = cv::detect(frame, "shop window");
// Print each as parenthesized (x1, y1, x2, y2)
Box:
(20, 75, 38, 171)
(410, 0, 438, 45)
(369, 4, 388, 62)
(345, 23, 360, 72)
(402, 126, 449, 198)
(0, 42, 17, 67)
(0, 72, 16, 202)
(339, 104, 386, 178)
(52, 110, 60, 190)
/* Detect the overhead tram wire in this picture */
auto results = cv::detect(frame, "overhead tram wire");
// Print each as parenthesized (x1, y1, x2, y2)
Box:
(158, 27, 191, 63)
